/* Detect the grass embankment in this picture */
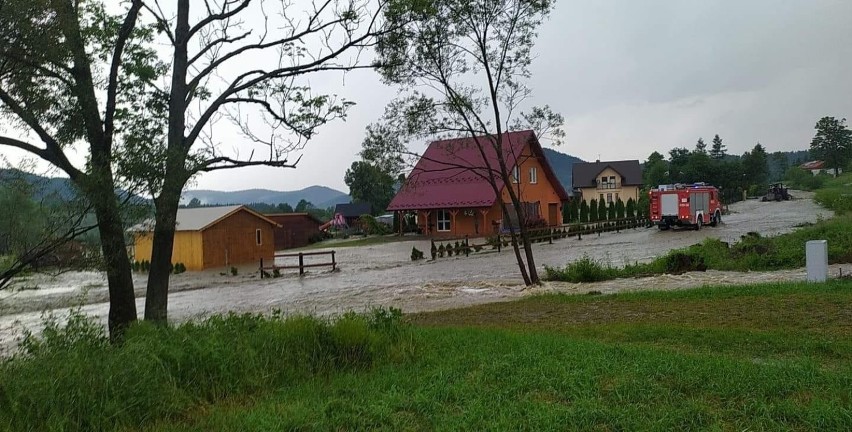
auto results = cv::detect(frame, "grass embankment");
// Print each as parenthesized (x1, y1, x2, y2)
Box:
(2, 281, 850, 430)
(146, 281, 850, 430)
(546, 174, 852, 283)
(0, 309, 411, 432)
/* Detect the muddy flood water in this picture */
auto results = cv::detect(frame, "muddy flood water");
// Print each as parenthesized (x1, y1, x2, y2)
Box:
(1, 191, 847, 351)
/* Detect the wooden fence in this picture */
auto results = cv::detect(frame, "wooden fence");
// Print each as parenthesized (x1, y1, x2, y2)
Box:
(429, 217, 649, 260)
(260, 250, 336, 277)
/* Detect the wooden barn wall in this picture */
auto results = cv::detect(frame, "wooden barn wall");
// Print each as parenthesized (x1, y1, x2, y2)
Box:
(268, 215, 322, 250)
(201, 210, 275, 269)
(132, 231, 204, 270)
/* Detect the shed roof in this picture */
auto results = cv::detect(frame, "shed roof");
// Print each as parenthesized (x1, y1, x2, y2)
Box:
(129, 205, 279, 232)
(265, 212, 324, 225)
(572, 160, 642, 188)
(387, 130, 570, 211)
(334, 202, 372, 217)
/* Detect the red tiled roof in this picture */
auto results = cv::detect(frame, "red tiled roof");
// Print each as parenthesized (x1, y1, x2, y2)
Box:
(387, 130, 570, 211)
(800, 160, 825, 169)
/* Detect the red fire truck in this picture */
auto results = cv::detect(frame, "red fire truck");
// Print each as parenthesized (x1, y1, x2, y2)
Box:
(649, 183, 723, 230)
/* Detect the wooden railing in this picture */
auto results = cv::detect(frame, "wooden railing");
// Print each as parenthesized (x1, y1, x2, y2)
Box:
(260, 250, 336, 277)
(429, 217, 649, 259)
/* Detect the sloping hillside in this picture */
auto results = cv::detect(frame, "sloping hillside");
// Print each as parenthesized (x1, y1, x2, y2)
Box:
(181, 185, 349, 209)
(542, 148, 584, 191)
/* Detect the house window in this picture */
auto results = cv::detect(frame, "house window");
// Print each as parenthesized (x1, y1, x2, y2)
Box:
(256, 229, 262, 245)
(512, 166, 520, 183)
(437, 210, 451, 232)
(599, 193, 604, 202)
(615, 192, 619, 202)
(607, 193, 613, 203)
(529, 167, 538, 184)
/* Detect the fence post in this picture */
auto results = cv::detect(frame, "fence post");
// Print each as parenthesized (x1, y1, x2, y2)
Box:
(497, 235, 501, 252)
(331, 250, 336, 271)
(548, 228, 553, 244)
(298, 252, 304, 276)
(465, 236, 470, 257)
(259, 257, 264, 279)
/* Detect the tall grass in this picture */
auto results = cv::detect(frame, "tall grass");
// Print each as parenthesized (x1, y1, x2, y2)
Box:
(0, 307, 410, 432)
(813, 172, 852, 214)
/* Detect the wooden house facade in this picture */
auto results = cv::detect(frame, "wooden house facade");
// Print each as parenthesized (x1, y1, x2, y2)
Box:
(131, 205, 278, 271)
(387, 130, 570, 238)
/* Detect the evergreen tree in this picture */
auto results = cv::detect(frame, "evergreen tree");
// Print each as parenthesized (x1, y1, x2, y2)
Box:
(741, 143, 769, 190)
(695, 137, 707, 154)
(589, 199, 598, 222)
(710, 134, 727, 159)
(579, 200, 589, 223)
(626, 198, 636, 218)
(598, 198, 608, 221)
(615, 198, 625, 219)
(607, 201, 617, 220)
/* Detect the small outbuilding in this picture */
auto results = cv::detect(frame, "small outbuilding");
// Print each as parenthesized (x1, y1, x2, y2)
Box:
(334, 202, 372, 227)
(131, 205, 279, 271)
(265, 213, 324, 250)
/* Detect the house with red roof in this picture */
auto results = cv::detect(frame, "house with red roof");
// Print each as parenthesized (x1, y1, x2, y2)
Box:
(387, 130, 570, 237)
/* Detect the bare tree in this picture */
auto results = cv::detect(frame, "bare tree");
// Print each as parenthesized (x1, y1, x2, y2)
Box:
(0, 0, 161, 337)
(374, 0, 564, 285)
(137, 0, 395, 321)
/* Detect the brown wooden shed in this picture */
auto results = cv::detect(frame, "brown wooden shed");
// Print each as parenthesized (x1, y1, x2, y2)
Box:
(131, 205, 279, 271)
(266, 213, 323, 250)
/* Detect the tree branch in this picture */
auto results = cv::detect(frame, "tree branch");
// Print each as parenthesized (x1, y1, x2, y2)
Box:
(104, 0, 144, 148)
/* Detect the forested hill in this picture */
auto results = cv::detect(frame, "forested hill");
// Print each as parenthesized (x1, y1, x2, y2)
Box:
(542, 148, 584, 191)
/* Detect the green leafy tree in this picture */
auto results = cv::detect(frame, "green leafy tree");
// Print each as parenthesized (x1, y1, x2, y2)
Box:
(810, 116, 852, 176)
(276, 203, 294, 213)
(186, 198, 202, 208)
(376, 0, 562, 286)
(344, 161, 396, 215)
(710, 134, 727, 159)
(741, 143, 769, 190)
(598, 198, 608, 221)
(579, 200, 589, 223)
(643, 151, 669, 188)
(294, 199, 314, 213)
(668, 148, 691, 183)
(564, 199, 578, 223)
(0, 0, 158, 336)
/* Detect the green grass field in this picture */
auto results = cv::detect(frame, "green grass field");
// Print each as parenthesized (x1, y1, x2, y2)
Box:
(135, 280, 852, 431)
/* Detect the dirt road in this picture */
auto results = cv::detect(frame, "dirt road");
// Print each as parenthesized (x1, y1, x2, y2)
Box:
(0, 192, 841, 351)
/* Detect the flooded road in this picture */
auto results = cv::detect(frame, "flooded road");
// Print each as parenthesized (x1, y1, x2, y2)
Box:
(0, 192, 839, 351)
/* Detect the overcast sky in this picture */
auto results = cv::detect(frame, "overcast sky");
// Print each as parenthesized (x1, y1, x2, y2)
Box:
(4, 0, 852, 194)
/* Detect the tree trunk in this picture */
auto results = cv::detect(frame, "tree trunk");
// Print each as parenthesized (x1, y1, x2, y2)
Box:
(143, 0, 191, 323)
(91, 190, 137, 339)
(498, 201, 532, 286)
(144, 184, 181, 322)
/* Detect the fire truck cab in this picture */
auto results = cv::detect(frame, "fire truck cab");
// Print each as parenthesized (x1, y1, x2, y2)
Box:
(650, 183, 722, 230)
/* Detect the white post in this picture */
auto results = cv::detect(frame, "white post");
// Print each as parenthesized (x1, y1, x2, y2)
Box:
(806, 240, 828, 283)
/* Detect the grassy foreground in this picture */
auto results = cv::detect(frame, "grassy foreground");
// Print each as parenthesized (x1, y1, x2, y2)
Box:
(139, 280, 850, 431)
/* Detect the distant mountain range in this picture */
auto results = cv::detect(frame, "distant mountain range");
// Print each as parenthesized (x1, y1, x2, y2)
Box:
(181, 186, 350, 209)
(542, 148, 585, 191)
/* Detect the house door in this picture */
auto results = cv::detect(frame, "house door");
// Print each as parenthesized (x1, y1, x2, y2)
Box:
(548, 203, 559, 226)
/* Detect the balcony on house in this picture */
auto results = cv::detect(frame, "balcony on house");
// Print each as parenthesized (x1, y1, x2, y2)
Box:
(596, 181, 622, 190)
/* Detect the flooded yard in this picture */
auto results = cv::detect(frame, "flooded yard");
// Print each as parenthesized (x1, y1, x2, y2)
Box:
(0, 191, 842, 351)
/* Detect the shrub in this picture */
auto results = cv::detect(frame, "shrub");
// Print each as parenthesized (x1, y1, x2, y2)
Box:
(230, 266, 238, 276)
(358, 214, 391, 236)
(272, 268, 281, 278)
(544, 255, 618, 283)
(411, 247, 424, 261)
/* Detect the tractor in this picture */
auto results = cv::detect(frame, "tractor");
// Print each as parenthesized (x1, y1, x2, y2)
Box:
(761, 182, 791, 202)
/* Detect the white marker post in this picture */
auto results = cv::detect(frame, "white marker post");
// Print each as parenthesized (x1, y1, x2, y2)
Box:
(806, 240, 828, 283)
